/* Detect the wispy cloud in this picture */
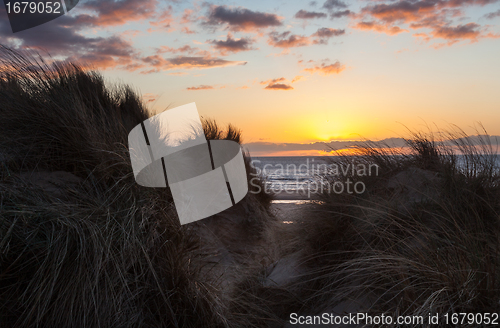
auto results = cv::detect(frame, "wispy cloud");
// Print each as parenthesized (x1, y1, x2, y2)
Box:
(354, 21, 408, 35)
(208, 34, 255, 54)
(82, 0, 159, 27)
(295, 10, 328, 19)
(0, 1, 164, 70)
(149, 8, 174, 29)
(268, 27, 345, 48)
(265, 83, 294, 90)
(0, 7, 142, 70)
(353, 0, 500, 46)
(142, 93, 159, 102)
(312, 27, 345, 44)
(244, 138, 404, 156)
(180, 8, 198, 24)
(1, 0, 497, 79)
(322, 0, 353, 19)
(181, 27, 197, 34)
(322, 0, 348, 10)
(186, 85, 215, 90)
(484, 9, 500, 19)
(203, 5, 282, 32)
(268, 31, 310, 48)
(141, 55, 247, 71)
(156, 45, 208, 55)
(261, 77, 294, 90)
(329, 10, 353, 19)
(302, 60, 346, 75)
(245, 135, 500, 156)
(432, 23, 481, 41)
(167, 56, 247, 68)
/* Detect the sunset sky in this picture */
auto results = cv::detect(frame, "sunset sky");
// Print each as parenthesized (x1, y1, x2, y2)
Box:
(1, 0, 499, 155)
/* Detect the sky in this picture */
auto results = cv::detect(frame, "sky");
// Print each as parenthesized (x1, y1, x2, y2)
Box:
(1, 0, 499, 155)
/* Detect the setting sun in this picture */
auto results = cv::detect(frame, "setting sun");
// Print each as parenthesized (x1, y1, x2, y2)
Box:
(1, 0, 498, 155)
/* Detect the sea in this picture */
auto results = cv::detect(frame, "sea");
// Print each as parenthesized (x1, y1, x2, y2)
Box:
(251, 155, 500, 201)
(251, 156, 332, 194)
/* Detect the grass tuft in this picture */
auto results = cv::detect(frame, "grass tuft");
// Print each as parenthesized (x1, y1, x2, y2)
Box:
(0, 45, 272, 328)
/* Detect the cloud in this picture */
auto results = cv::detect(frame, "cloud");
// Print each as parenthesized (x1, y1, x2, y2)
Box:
(303, 60, 346, 75)
(173, 8, 200, 34)
(167, 56, 247, 68)
(414, 32, 431, 41)
(265, 83, 293, 90)
(292, 75, 304, 83)
(443, 0, 498, 7)
(268, 28, 346, 48)
(295, 10, 328, 19)
(0, 1, 253, 73)
(169, 72, 189, 76)
(268, 31, 311, 48)
(143, 93, 159, 102)
(354, 0, 499, 45)
(361, 1, 438, 25)
(0, 1, 174, 71)
(204, 5, 282, 31)
(187, 85, 215, 90)
(244, 138, 405, 156)
(321, 0, 353, 19)
(208, 34, 255, 54)
(431, 22, 481, 41)
(424, 22, 498, 48)
(354, 21, 408, 35)
(312, 27, 345, 37)
(360, 0, 496, 26)
(312, 27, 345, 44)
(260, 77, 285, 84)
(73, 36, 140, 70)
(82, 0, 158, 27)
(330, 10, 354, 19)
(261, 77, 294, 90)
(180, 8, 198, 24)
(484, 9, 500, 19)
(0, 7, 141, 71)
(149, 8, 174, 29)
(181, 27, 197, 34)
(323, 0, 348, 10)
(141, 55, 247, 71)
(156, 45, 208, 55)
(245, 135, 500, 156)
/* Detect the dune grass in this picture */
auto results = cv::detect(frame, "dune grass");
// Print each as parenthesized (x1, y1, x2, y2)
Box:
(277, 127, 500, 326)
(223, 128, 500, 328)
(0, 46, 273, 328)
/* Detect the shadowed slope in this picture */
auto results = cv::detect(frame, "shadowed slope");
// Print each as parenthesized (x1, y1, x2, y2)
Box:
(0, 46, 273, 328)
